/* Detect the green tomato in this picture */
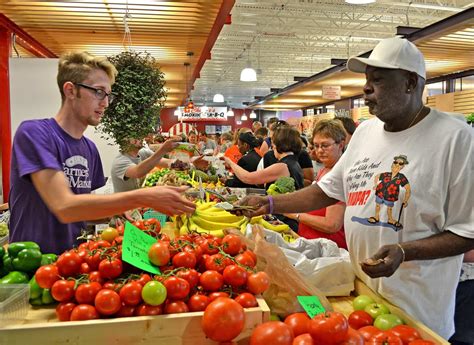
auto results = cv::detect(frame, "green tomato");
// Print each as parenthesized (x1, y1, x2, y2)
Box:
(141, 281, 167, 306)
(269, 313, 281, 321)
(352, 295, 375, 311)
(374, 313, 404, 331)
(364, 303, 390, 319)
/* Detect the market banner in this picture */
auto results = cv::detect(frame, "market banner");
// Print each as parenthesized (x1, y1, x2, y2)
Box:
(179, 107, 228, 121)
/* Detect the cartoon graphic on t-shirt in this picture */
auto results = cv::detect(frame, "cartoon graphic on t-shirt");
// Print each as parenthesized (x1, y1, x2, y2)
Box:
(367, 155, 411, 229)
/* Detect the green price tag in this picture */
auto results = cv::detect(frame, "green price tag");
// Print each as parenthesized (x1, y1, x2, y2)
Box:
(297, 295, 325, 318)
(122, 222, 161, 275)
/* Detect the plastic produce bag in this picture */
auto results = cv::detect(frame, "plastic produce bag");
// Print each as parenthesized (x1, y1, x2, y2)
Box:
(247, 226, 355, 297)
(227, 225, 333, 318)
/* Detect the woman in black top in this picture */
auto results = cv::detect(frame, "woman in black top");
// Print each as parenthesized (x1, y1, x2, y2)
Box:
(223, 125, 304, 191)
(224, 132, 262, 188)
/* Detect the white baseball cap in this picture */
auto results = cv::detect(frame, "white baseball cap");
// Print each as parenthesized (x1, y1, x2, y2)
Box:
(347, 37, 426, 79)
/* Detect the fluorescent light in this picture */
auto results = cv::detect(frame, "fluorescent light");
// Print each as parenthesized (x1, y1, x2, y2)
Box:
(213, 93, 224, 102)
(241, 115, 248, 121)
(226, 109, 234, 117)
(345, 0, 375, 4)
(240, 67, 257, 82)
(249, 111, 257, 119)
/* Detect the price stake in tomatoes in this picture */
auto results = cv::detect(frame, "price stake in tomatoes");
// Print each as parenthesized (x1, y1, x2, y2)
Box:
(122, 222, 160, 274)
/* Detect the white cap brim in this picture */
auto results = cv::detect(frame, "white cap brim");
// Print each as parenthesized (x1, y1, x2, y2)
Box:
(347, 57, 400, 74)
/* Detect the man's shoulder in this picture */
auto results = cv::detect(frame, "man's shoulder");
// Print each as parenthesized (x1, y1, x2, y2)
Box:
(18, 118, 53, 133)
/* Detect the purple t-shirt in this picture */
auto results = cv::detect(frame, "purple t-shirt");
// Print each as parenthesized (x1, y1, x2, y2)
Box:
(9, 118, 105, 254)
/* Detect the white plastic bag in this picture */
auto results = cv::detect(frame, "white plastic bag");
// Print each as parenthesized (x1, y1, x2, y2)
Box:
(246, 225, 355, 297)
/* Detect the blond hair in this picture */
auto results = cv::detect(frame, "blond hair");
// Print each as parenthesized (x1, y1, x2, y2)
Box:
(57, 52, 118, 102)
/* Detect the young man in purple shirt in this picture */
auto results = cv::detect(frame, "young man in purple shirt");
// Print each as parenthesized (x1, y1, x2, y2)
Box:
(9, 52, 195, 254)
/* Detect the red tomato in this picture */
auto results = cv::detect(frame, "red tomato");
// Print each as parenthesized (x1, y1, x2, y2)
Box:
(235, 253, 255, 268)
(137, 273, 152, 286)
(200, 270, 224, 291)
(183, 244, 203, 262)
(55, 302, 76, 322)
(246, 272, 270, 295)
(148, 242, 170, 266)
(176, 269, 200, 290)
(84, 252, 102, 271)
(340, 328, 364, 345)
(308, 312, 349, 345)
(90, 240, 111, 250)
(103, 281, 118, 291)
(284, 313, 310, 337)
(70, 304, 99, 321)
(188, 294, 210, 312)
(35, 265, 60, 289)
(51, 279, 75, 302)
(134, 303, 163, 316)
(172, 252, 197, 269)
(88, 271, 105, 285)
(98, 258, 123, 279)
(205, 254, 226, 272)
(367, 332, 403, 345)
(202, 298, 245, 342)
(359, 326, 384, 341)
(202, 239, 220, 255)
(234, 292, 258, 308)
(249, 321, 294, 345)
(408, 340, 435, 345)
(157, 233, 170, 242)
(243, 249, 257, 264)
(223, 265, 248, 287)
(348, 310, 373, 330)
(292, 333, 314, 345)
(95, 289, 121, 316)
(163, 277, 190, 300)
(208, 291, 230, 302)
(119, 281, 143, 306)
(388, 325, 421, 345)
(132, 220, 146, 230)
(164, 300, 189, 314)
(75, 282, 102, 304)
(116, 224, 124, 236)
(222, 234, 242, 256)
(116, 304, 135, 317)
(56, 252, 83, 277)
(79, 262, 91, 274)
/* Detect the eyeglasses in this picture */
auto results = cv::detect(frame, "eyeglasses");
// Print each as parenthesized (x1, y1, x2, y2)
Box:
(74, 83, 114, 103)
(393, 161, 405, 166)
(311, 142, 337, 151)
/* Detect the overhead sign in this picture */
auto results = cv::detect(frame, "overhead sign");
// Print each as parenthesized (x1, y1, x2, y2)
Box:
(179, 107, 228, 121)
(322, 85, 341, 100)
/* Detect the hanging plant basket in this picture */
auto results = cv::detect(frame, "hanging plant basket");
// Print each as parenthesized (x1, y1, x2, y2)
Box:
(98, 51, 167, 150)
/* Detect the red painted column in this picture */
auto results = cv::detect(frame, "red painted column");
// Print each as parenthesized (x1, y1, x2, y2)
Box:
(0, 28, 11, 202)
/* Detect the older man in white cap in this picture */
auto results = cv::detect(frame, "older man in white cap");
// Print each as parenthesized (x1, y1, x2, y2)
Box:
(236, 37, 474, 339)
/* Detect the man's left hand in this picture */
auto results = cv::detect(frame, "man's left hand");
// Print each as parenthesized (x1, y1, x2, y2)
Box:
(360, 244, 404, 278)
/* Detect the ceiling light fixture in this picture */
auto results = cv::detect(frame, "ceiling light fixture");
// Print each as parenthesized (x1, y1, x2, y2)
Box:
(241, 114, 248, 121)
(345, 0, 375, 4)
(249, 110, 257, 119)
(213, 93, 224, 102)
(240, 44, 257, 82)
(226, 108, 234, 117)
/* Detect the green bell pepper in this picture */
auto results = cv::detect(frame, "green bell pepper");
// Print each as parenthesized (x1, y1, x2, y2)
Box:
(0, 246, 5, 259)
(8, 242, 42, 272)
(29, 276, 43, 300)
(7, 242, 41, 257)
(41, 289, 54, 305)
(3, 254, 13, 272)
(40, 253, 58, 266)
(0, 271, 29, 284)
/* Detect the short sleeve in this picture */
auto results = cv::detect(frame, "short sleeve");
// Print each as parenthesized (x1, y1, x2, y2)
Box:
(298, 150, 313, 169)
(111, 155, 134, 183)
(317, 152, 347, 202)
(12, 121, 62, 178)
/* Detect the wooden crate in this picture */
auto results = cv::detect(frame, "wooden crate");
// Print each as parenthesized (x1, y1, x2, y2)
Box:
(0, 298, 270, 345)
(329, 279, 449, 345)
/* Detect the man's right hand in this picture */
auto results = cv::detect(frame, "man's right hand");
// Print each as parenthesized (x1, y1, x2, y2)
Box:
(157, 138, 180, 155)
(232, 195, 270, 217)
(142, 186, 196, 216)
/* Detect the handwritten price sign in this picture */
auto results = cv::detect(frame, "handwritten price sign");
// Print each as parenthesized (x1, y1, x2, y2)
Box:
(122, 222, 161, 274)
(297, 296, 325, 318)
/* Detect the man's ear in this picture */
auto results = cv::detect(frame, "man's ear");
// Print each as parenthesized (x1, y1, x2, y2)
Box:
(63, 81, 76, 99)
(406, 72, 419, 93)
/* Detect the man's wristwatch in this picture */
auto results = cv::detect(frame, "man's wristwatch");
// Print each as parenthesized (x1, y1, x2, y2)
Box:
(295, 213, 300, 222)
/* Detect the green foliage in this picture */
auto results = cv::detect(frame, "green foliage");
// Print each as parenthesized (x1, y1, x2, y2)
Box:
(466, 113, 474, 124)
(267, 176, 296, 195)
(99, 51, 167, 150)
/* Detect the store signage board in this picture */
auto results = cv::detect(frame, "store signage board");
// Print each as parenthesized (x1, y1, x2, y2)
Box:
(179, 107, 228, 121)
(297, 295, 325, 318)
(122, 222, 161, 274)
(322, 85, 341, 100)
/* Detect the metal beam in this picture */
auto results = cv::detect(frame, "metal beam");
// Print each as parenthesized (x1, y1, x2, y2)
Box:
(396, 26, 422, 36)
(0, 28, 11, 201)
(331, 58, 347, 65)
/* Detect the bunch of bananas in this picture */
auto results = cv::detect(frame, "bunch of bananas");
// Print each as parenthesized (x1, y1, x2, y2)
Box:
(174, 201, 298, 243)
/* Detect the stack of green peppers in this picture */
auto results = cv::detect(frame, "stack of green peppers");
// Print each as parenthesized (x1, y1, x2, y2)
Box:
(0, 241, 58, 306)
